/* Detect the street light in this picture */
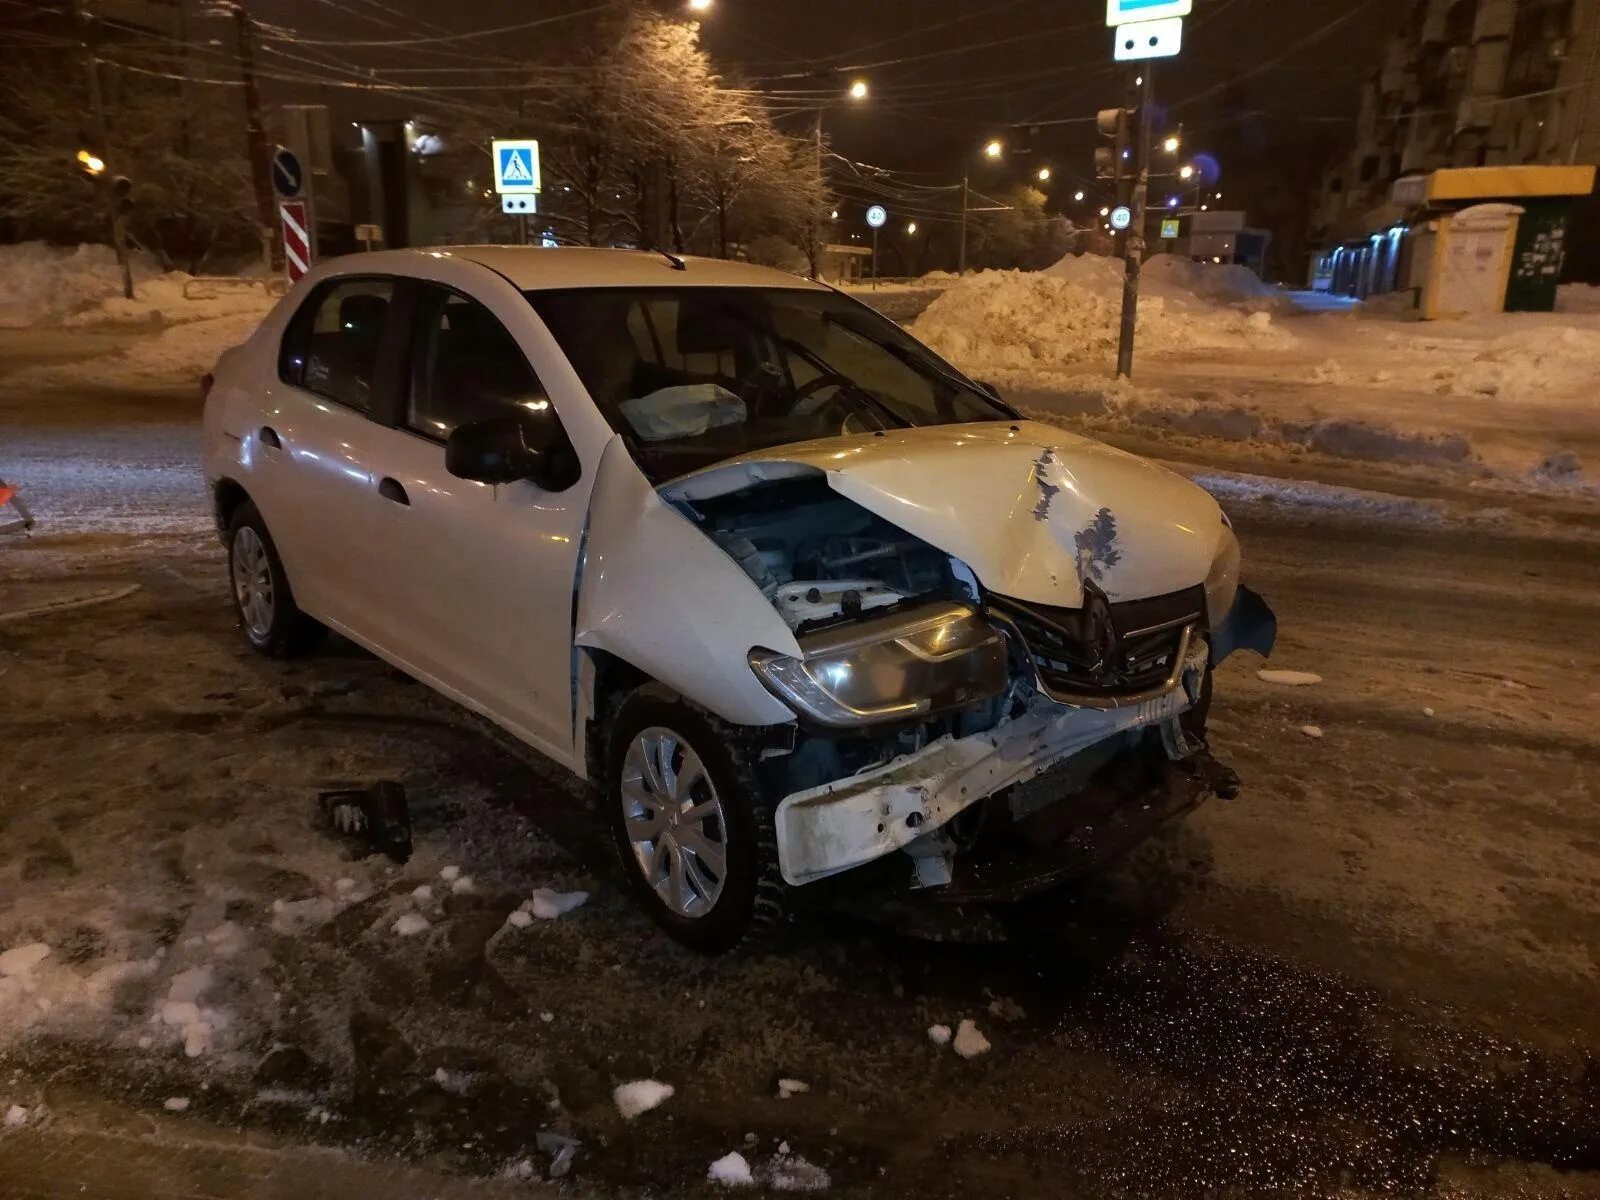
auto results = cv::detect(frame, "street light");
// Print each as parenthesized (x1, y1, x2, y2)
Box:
(1074, 190, 1085, 202)
(906, 221, 918, 234)
(687, 0, 712, 10)
(1162, 135, 1180, 154)
(1036, 166, 1051, 182)
(1179, 164, 1196, 181)
(830, 209, 839, 220)
(1099, 206, 1110, 216)
(983, 139, 1003, 159)
(1167, 197, 1179, 207)
(76, 149, 105, 175)
(848, 79, 869, 101)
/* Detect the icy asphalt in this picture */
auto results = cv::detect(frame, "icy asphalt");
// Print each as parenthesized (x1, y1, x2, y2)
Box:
(1, 342, 1599, 1199)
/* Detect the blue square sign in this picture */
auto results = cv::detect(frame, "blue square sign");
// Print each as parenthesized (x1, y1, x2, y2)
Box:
(1105, 0, 1190, 25)
(492, 139, 541, 195)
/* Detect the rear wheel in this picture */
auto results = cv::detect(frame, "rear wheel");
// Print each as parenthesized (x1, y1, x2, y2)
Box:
(226, 501, 324, 658)
(604, 693, 786, 953)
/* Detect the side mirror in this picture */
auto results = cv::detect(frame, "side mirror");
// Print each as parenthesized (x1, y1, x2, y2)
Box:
(445, 410, 580, 491)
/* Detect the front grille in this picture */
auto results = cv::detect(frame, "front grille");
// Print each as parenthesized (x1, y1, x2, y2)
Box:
(989, 585, 1204, 698)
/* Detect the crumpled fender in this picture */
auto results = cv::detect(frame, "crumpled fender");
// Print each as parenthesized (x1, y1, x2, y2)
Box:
(573, 436, 802, 727)
(1209, 585, 1277, 666)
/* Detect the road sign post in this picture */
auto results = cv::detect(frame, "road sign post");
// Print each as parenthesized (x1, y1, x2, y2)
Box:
(279, 199, 311, 284)
(1116, 66, 1155, 380)
(866, 205, 887, 288)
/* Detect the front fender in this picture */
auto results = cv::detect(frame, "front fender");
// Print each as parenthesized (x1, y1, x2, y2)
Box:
(574, 436, 802, 727)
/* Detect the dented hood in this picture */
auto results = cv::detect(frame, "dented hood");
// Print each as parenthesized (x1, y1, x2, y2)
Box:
(661, 421, 1226, 609)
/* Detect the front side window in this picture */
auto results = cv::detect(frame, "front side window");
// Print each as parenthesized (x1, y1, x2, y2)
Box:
(280, 278, 394, 412)
(408, 288, 548, 438)
(526, 287, 1010, 481)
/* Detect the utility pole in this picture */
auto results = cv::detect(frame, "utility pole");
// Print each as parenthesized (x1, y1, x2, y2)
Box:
(233, 0, 283, 272)
(1115, 67, 1154, 380)
(71, 0, 133, 300)
(810, 109, 825, 280)
(957, 173, 968, 274)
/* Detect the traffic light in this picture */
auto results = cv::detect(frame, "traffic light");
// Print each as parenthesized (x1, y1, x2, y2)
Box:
(1095, 108, 1131, 181)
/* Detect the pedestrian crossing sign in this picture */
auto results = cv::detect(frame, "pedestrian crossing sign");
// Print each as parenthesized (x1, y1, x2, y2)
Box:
(492, 139, 541, 195)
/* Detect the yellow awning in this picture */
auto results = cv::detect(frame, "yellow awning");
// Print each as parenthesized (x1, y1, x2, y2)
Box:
(1427, 164, 1596, 202)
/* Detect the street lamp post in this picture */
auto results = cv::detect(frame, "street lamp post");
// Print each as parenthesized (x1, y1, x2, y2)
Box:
(959, 138, 1005, 275)
(809, 79, 869, 280)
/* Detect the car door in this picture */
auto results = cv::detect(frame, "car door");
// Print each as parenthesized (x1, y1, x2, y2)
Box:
(258, 276, 400, 629)
(360, 282, 595, 765)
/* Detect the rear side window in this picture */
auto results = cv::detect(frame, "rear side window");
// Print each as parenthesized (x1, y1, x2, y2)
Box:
(408, 286, 548, 438)
(279, 278, 395, 412)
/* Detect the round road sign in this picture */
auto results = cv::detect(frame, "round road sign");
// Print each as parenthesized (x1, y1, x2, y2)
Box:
(1109, 204, 1132, 231)
(272, 147, 304, 199)
(865, 205, 887, 229)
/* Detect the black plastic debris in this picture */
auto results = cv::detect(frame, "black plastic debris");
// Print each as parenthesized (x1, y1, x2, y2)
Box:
(317, 781, 412, 863)
(536, 1131, 582, 1179)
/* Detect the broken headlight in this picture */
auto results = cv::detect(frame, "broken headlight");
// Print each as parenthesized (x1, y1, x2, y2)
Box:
(749, 603, 1008, 729)
(1205, 525, 1242, 629)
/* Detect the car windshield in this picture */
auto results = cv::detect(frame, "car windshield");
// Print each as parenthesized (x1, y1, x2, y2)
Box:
(525, 286, 1012, 481)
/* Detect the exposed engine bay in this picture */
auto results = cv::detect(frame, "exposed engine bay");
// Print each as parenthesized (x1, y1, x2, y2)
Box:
(689, 477, 965, 633)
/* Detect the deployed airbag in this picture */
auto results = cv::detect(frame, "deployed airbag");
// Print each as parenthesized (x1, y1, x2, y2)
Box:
(619, 384, 746, 442)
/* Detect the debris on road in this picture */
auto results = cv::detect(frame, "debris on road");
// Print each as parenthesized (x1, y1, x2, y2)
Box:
(767, 1149, 832, 1192)
(708, 1150, 755, 1187)
(776, 1078, 810, 1100)
(163, 1097, 190, 1112)
(535, 1130, 582, 1179)
(1301, 725, 1326, 739)
(927, 1024, 952, 1046)
(613, 1079, 674, 1120)
(952, 1020, 991, 1059)
(4, 1106, 27, 1128)
(318, 782, 412, 864)
(505, 910, 533, 929)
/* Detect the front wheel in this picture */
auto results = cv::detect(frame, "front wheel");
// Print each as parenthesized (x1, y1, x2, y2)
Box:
(603, 693, 786, 953)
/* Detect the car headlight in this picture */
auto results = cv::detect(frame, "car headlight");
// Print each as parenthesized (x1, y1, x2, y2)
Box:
(1205, 525, 1242, 630)
(749, 603, 1008, 729)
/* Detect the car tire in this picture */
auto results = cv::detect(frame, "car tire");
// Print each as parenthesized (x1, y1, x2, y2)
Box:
(603, 692, 786, 953)
(226, 500, 325, 658)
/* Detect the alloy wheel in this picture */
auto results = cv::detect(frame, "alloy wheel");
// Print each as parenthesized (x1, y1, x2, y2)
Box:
(231, 526, 275, 639)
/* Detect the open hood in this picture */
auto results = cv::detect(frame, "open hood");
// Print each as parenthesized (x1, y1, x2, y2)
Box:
(660, 421, 1226, 609)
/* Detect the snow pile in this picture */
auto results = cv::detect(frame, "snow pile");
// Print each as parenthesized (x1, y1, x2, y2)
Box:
(1438, 325, 1600, 402)
(912, 267, 1290, 379)
(10, 309, 265, 391)
(1556, 283, 1600, 313)
(1142, 254, 1288, 311)
(708, 1151, 756, 1187)
(0, 242, 156, 328)
(526, 888, 589, 920)
(65, 272, 276, 328)
(952, 1019, 991, 1059)
(614, 1079, 674, 1119)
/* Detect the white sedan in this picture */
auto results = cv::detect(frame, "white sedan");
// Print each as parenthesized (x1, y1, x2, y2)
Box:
(202, 247, 1275, 951)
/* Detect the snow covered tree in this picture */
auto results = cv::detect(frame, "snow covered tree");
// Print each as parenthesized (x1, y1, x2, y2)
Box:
(0, 55, 255, 272)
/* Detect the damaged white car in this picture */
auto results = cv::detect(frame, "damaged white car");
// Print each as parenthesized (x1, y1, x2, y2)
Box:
(202, 247, 1275, 951)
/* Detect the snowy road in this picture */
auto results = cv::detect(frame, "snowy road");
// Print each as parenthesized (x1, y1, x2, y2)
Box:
(3, 353, 1599, 1198)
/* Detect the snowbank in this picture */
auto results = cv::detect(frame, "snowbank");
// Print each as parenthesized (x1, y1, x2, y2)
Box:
(9, 309, 265, 391)
(1556, 283, 1600, 313)
(912, 265, 1291, 379)
(0, 243, 157, 328)
(65, 272, 278, 328)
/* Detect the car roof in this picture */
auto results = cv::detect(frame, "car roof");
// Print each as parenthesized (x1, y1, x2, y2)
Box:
(405, 245, 829, 292)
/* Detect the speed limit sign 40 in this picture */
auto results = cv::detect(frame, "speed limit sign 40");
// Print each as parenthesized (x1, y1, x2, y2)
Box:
(1109, 205, 1133, 231)
(866, 205, 887, 229)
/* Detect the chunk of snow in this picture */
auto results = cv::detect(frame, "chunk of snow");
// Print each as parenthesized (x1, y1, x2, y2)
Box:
(613, 1079, 674, 1120)
(927, 1024, 952, 1046)
(334, 877, 357, 894)
(1423, 706, 1436, 718)
(527, 888, 589, 920)
(0, 943, 51, 977)
(4, 1105, 27, 1128)
(411, 885, 434, 904)
(160, 1000, 201, 1028)
(769, 1152, 832, 1192)
(953, 1019, 991, 1059)
(1300, 725, 1325, 739)
(505, 910, 533, 929)
(1257, 669, 1322, 687)
(163, 1097, 190, 1112)
(539, 1011, 554, 1023)
(708, 1151, 755, 1187)
(166, 966, 211, 1004)
(439, 865, 461, 882)
(776, 1078, 810, 1100)
(450, 875, 474, 895)
(392, 913, 431, 937)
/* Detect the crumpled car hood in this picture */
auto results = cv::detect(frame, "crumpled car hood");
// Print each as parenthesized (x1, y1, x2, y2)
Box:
(660, 420, 1226, 608)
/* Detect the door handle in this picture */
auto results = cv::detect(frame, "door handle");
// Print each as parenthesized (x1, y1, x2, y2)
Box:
(378, 477, 410, 506)
(259, 426, 282, 450)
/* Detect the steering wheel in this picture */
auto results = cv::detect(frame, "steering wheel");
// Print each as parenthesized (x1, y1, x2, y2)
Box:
(790, 372, 855, 410)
